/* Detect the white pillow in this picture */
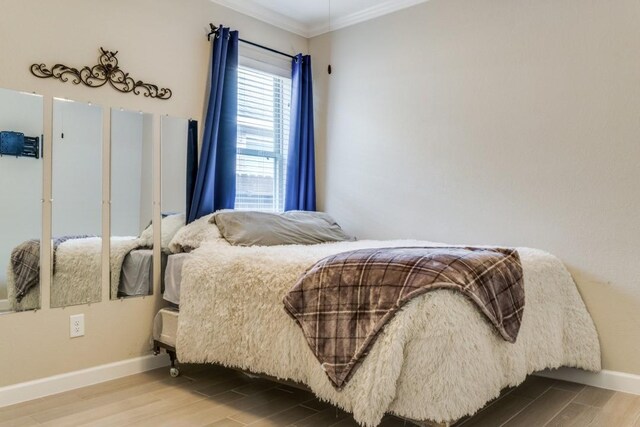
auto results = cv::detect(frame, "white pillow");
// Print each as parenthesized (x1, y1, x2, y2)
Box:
(140, 213, 186, 250)
(168, 213, 228, 253)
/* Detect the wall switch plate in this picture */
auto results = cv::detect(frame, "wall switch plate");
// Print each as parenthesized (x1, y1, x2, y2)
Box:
(70, 314, 85, 338)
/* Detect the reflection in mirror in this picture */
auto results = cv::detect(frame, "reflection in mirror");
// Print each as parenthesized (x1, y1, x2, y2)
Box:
(159, 117, 189, 302)
(110, 109, 154, 299)
(51, 98, 103, 308)
(0, 88, 43, 313)
(161, 116, 188, 215)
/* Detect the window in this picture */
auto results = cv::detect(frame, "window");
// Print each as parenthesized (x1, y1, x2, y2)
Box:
(235, 65, 291, 212)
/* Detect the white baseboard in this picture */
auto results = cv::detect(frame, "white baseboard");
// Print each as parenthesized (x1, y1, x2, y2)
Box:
(536, 368, 640, 395)
(0, 353, 170, 408)
(0, 299, 9, 312)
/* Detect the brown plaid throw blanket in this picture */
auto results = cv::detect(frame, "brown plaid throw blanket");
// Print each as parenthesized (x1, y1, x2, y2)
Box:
(11, 240, 40, 303)
(283, 246, 524, 389)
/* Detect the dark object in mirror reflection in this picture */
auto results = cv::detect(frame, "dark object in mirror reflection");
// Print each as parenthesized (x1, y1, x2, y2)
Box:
(0, 131, 40, 159)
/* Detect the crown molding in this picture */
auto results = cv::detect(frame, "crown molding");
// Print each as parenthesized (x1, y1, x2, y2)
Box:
(210, 0, 430, 39)
(210, 0, 311, 37)
(309, 0, 430, 37)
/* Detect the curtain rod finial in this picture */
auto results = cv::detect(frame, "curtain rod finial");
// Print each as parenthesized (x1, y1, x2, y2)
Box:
(207, 23, 218, 41)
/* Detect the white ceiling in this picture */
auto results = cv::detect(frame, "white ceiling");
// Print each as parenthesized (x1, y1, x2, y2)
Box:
(210, 0, 429, 37)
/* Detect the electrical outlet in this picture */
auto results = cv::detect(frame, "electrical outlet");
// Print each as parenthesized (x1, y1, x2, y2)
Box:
(70, 314, 85, 338)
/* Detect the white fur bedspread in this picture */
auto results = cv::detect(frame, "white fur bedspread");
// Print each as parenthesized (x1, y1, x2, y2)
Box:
(176, 240, 601, 426)
(7, 237, 143, 310)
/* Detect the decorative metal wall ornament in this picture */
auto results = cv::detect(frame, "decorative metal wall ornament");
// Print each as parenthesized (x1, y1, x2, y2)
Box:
(30, 48, 172, 100)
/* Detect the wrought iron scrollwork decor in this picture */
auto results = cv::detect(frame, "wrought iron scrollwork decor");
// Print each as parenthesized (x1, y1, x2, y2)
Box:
(30, 48, 172, 100)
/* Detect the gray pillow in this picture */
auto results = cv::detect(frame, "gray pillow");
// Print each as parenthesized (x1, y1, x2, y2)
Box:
(211, 211, 355, 246)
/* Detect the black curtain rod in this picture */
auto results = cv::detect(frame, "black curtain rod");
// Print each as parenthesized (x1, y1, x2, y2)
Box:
(207, 24, 296, 60)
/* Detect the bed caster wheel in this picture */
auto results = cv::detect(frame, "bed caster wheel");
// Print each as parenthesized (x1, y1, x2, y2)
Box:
(169, 367, 180, 378)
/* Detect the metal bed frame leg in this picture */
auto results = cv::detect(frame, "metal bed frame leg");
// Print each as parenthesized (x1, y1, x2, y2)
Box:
(168, 349, 180, 377)
(154, 340, 180, 377)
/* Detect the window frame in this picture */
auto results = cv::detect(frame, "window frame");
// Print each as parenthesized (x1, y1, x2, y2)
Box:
(235, 53, 291, 212)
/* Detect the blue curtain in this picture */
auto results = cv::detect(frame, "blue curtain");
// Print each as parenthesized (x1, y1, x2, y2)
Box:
(188, 26, 238, 223)
(185, 119, 198, 223)
(285, 54, 316, 211)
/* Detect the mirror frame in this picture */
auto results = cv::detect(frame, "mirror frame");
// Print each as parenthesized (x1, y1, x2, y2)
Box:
(0, 91, 169, 314)
(109, 108, 156, 301)
(50, 97, 104, 309)
(0, 88, 45, 314)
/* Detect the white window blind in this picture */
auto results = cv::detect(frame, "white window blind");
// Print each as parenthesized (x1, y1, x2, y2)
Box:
(236, 66, 291, 212)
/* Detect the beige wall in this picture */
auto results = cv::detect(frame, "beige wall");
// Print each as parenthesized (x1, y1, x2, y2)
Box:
(2, 0, 638, 388)
(0, 0, 307, 387)
(310, 0, 640, 374)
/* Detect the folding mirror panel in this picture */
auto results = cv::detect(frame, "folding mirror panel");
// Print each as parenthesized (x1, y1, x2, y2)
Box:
(110, 109, 154, 300)
(0, 94, 172, 313)
(0, 88, 44, 314)
(160, 116, 189, 305)
(51, 98, 103, 308)
(161, 116, 188, 216)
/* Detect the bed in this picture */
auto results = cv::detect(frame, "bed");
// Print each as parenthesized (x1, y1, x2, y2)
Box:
(7, 236, 151, 311)
(152, 211, 601, 427)
(6, 213, 188, 310)
(116, 249, 171, 298)
(162, 253, 190, 305)
(117, 249, 155, 298)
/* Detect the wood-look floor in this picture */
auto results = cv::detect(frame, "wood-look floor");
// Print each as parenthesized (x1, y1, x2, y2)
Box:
(1, 364, 640, 427)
